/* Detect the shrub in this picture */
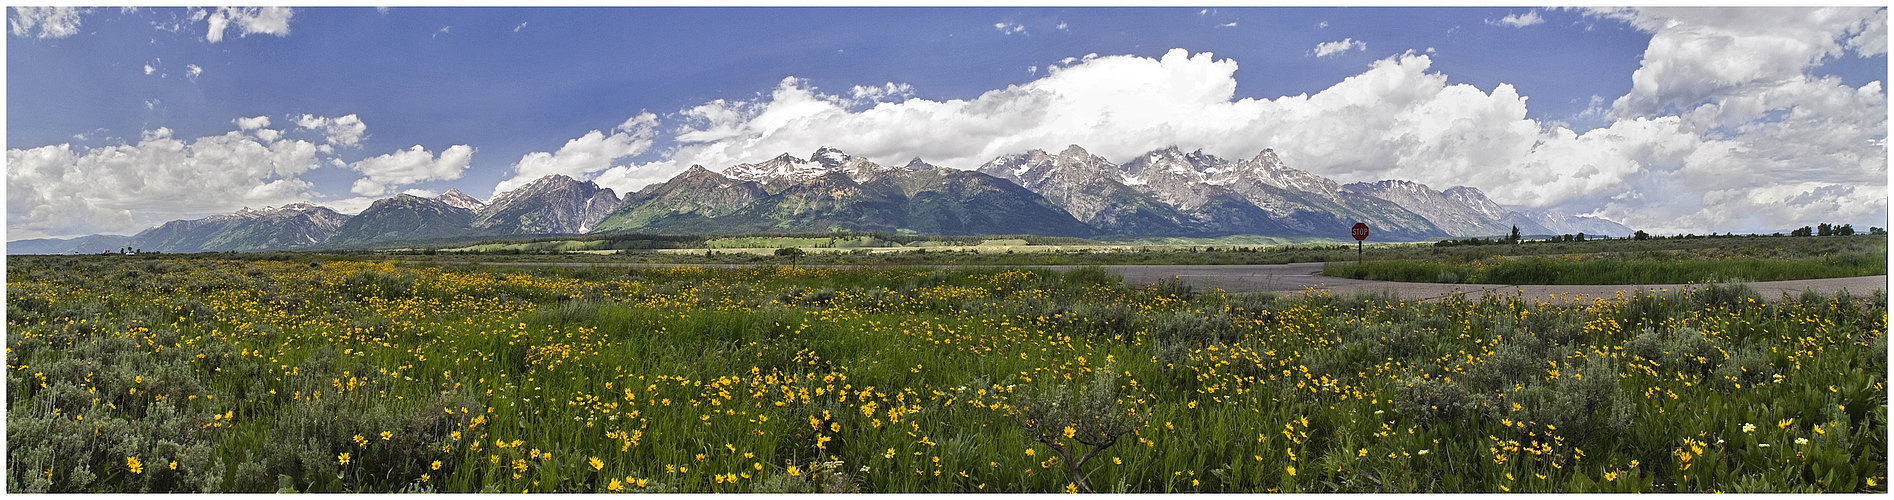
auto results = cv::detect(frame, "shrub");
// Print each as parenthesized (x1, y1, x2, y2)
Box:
(1693, 280, 1764, 311)
(1492, 358, 1633, 446)
(1523, 309, 1587, 346)
(1466, 336, 1546, 392)
(1008, 366, 1142, 493)
(1623, 326, 1724, 375)
(1151, 277, 1196, 300)
(1398, 378, 1471, 425)
(1303, 338, 1378, 380)
(750, 472, 814, 493)
(1149, 311, 1240, 347)
(1619, 290, 1677, 330)
(1711, 347, 1775, 392)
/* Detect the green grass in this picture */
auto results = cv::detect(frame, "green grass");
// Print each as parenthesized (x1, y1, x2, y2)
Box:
(383, 234, 1893, 269)
(1321, 242, 1886, 285)
(6, 255, 1886, 492)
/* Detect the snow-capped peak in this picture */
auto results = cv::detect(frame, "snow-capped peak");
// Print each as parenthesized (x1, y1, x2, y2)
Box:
(723, 148, 892, 184)
(722, 153, 825, 183)
(437, 189, 487, 211)
(813, 146, 851, 167)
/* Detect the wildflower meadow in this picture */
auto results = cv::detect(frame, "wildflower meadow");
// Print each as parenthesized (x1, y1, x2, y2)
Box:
(6, 256, 1885, 492)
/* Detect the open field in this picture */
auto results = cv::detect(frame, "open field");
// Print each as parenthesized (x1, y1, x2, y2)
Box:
(440, 233, 1325, 258)
(1321, 235, 1886, 285)
(7, 255, 1885, 493)
(407, 234, 1887, 276)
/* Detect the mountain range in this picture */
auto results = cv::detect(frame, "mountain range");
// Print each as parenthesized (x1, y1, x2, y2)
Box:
(6, 145, 1632, 254)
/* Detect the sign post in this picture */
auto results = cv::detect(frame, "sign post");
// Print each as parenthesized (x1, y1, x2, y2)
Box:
(1351, 222, 1369, 264)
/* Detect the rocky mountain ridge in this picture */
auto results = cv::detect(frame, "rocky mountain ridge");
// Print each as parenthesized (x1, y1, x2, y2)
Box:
(10, 144, 1634, 253)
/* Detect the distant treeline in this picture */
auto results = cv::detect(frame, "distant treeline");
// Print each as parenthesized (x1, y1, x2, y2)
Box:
(1435, 224, 1887, 248)
(390, 231, 1098, 254)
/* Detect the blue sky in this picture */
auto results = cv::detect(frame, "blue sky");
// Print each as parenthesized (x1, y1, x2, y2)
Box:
(7, 6, 1888, 239)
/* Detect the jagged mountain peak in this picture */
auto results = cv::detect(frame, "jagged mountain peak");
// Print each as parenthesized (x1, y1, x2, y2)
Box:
(437, 189, 487, 211)
(513, 174, 583, 190)
(811, 146, 851, 167)
(1442, 185, 1484, 197)
(475, 173, 621, 235)
(380, 192, 443, 205)
(724, 152, 824, 184)
(903, 157, 936, 170)
(721, 147, 897, 187)
(1440, 186, 1510, 220)
(277, 202, 322, 211)
(131, 200, 351, 252)
(1057, 144, 1094, 159)
(1352, 179, 1436, 193)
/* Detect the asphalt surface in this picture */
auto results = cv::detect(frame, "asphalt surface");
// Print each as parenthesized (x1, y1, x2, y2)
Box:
(424, 260, 1888, 303)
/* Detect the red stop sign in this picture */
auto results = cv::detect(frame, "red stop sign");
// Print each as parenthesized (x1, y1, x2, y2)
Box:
(1352, 223, 1370, 241)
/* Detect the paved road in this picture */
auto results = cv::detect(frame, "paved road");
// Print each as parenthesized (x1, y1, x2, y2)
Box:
(423, 260, 1887, 303)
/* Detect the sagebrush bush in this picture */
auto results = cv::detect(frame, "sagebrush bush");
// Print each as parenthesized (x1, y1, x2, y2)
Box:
(1466, 336, 1545, 392)
(1711, 347, 1776, 392)
(1009, 366, 1141, 493)
(1624, 326, 1725, 375)
(1693, 280, 1764, 311)
(1399, 378, 1471, 425)
(1149, 310, 1240, 347)
(1493, 358, 1634, 446)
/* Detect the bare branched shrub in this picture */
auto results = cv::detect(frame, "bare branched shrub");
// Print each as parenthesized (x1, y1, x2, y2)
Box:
(1009, 365, 1142, 493)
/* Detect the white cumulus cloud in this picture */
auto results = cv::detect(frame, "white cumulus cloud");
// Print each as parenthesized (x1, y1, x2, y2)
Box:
(1488, 11, 1544, 28)
(234, 115, 271, 130)
(346, 144, 475, 196)
(7, 125, 323, 238)
(497, 113, 659, 195)
(1310, 38, 1366, 58)
(9, 6, 84, 39)
(294, 114, 368, 148)
(204, 6, 293, 43)
(847, 82, 915, 105)
(1599, 7, 1884, 119)
(596, 33, 1880, 235)
(994, 21, 1025, 35)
